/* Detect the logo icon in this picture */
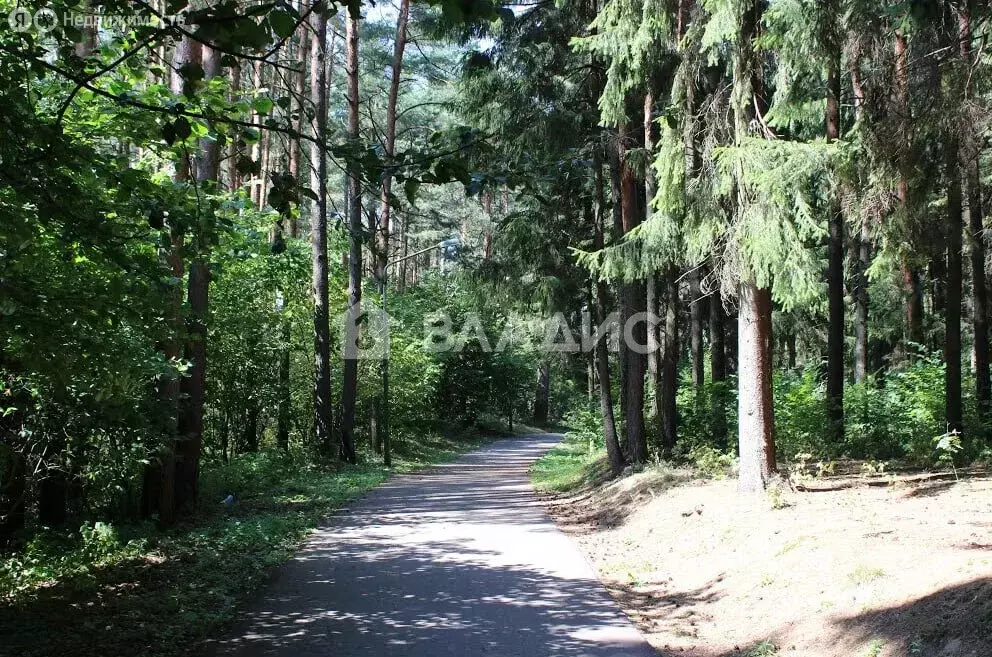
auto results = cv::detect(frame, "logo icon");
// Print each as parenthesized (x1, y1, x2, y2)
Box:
(8, 7, 31, 32)
(34, 7, 57, 32)
(338, 302, 391, 361)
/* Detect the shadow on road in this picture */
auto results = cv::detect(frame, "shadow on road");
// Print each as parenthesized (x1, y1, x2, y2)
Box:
(208, 434, 656, 657)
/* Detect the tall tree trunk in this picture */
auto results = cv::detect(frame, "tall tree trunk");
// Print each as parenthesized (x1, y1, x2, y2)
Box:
(738, 283, 777, 491)
(644, 89, 663, 430)
(946, 134, 964, 436)
(944, 8, 966, 436)
(825, 45, 844, 443)
(373, 0, 410, 466)
(606, 133, 627, 423)
(310, 4, 334, 455)
(175, 43, 220, 514)
(660, 268, 679, 456)
(734, 0, 776, 491)
(850, 47, 870, 384)
(960, 3, 990, 430)
(277, 320, 291, 451)
(340, 10, 361, 464)
(895, 30, 924, 349)
(593, 152, 625, 475)
(144, 36, 200, 523)
(619, 120, 647, 464)
(533, 361, 550, 425)
(710, 286, 728, 447)
(689, 270, 705, 389)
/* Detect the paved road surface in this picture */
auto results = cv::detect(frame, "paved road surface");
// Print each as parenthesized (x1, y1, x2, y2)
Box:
(210, 434, 656, 657)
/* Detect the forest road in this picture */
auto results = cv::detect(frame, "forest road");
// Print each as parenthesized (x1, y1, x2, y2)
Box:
(208, 433, 656, 657)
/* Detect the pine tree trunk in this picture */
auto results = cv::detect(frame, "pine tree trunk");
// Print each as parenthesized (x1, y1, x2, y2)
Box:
(619, 120, 647, 464)
(895, 30, 924, 350)
(607, 133, 627, 423)
(144, 36, 200, 523)
(734, 0, 776, 492)
(825, 49, 844, 443)
(175, 43, 220, 514)
(373, 0, 409, 466)
(340, 11, 362, 464)
(738, 282, 777, 492)
(593, 152, 625, 475)
(960, 3, 989, 433)
(533, 361, 550, 425)
(709, 286, 728, 447)
(689, 270, 705, 389)
(660, 267, 679, 456)
(853, 220, 871, 382)
(277, 320, 291, 451)
(646, 273, 661, 421)
(944, 9, 966, 436)
(310, 5, 334, 455)
(850, 46, 870, 384)
(946, 133, 964, 436)
(969, 164, 990, 425)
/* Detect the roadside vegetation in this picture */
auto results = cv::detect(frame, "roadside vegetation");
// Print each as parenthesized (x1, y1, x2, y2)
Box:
(2, 427, 501, 657)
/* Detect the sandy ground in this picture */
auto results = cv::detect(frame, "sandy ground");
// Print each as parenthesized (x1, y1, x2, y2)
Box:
(543, 467, 992, 657)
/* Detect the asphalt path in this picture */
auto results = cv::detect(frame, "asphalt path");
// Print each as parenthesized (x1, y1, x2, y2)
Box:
(210, 433, 656, 657)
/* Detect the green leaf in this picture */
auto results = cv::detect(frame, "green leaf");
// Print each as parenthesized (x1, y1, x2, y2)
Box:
(252, 97, 274, 115)
(268, 10, 296, 40)
(404, 179, 420, 205)
(173, 117, 192, 141)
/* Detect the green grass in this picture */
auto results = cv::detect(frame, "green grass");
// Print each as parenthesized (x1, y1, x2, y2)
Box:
(0, 427, 494, 657)
(848, 564, 886, 586)
(746, 640, 779, 656)
(530, 430, 607, 493)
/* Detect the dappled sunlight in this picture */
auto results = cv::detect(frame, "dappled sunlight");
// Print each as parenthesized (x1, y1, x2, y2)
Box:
(208, 434, 655, 656)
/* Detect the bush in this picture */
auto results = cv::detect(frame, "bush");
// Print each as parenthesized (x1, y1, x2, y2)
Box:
(563, 406, 604, 453)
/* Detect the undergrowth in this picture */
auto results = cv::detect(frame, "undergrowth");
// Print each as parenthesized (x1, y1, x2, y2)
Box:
(0, 427, 493, 657)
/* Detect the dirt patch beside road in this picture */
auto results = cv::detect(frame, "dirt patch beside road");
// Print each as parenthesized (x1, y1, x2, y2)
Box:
(542, 467, 992, 657)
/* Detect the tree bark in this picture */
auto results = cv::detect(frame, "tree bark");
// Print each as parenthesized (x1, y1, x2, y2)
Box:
(946, 133, 964, 436)
(709, 286, 728, 447)
(660, 267, 679, 456)
(619, 120, 647, 464)
(340, 10, 362, 464)
(310, 3, 334, 455)
(825, 47, 844, 443)
(944, 8, 966, 436)
(960, 3, 990, 431)
(175, 42, 220, 515)
(734, 0, 776, 491)
(533, 361, 550, 425)
(606, 133, 627, 422)
(373, 0, 410, 466)
(850, 46, 870, 384)
(689, 269, 705, 389)
(593, 152, 625, 475)
(738, 282, 777, 491)
(895, 30, 924, 350)
(144, 36, 200, 523)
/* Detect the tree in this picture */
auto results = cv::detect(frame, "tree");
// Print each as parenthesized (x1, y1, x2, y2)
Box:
(340, 7, 362, 464)
(310, 1, 335, 456)
(374, 0, 411, 466)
